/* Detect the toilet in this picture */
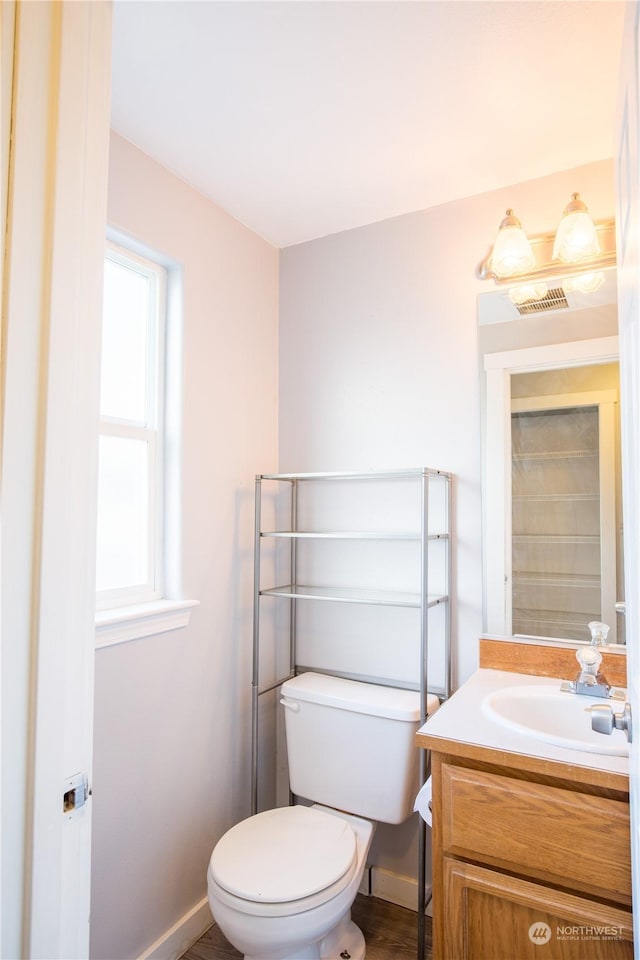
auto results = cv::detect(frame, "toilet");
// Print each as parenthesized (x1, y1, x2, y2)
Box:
(207, 672, 439, 960)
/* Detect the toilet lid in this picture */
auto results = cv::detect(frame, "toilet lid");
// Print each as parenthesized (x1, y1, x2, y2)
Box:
(210, 806, 357, 903)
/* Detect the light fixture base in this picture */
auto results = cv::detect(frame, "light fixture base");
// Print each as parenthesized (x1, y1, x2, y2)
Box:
(477, 217, 616, 285)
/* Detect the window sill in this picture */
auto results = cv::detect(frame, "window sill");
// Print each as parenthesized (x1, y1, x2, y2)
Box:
(95, 599, 199, 649)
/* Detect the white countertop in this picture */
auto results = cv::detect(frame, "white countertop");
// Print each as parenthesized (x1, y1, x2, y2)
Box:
(418, 668, 629, 778)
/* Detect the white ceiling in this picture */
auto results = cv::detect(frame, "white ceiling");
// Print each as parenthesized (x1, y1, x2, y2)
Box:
(110, 1, 626, 248)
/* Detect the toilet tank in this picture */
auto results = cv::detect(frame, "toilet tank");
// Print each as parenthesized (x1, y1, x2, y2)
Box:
(280, 672, 439, 825)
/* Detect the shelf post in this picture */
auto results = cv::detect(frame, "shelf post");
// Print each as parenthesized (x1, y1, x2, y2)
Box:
(445, 474, 453, 700)
(289, 479, 298, 677)
(418, 469, 430, 960)
(251, 476, 262, 816)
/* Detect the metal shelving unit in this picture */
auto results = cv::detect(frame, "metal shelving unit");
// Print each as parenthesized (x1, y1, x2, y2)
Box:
(250, 467, 453, 960)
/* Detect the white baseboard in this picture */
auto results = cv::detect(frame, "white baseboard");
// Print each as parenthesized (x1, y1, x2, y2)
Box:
(358, 864, 372, 896)
(368, 866, 433, 917)
(136, 869, 430, 960)
(137, 896, 213, 960)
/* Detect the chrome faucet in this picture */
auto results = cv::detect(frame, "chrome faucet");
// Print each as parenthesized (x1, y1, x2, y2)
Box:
(561, 645, 619, 699)
(559, 622, 632, 743)
(561, 621, 626, 700)
(575, 644, 610, 697)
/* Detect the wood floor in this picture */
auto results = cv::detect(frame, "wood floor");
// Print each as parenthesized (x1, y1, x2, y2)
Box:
(181, 894, 432, 960)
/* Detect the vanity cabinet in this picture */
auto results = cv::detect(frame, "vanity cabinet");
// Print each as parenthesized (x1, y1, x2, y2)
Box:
(425, 745, 633, 959)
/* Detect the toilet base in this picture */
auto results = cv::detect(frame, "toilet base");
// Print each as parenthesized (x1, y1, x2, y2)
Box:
(243, 913, 365, 960)
(320, 913, 365, 960)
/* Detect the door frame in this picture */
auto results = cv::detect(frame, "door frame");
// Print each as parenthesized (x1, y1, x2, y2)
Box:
(1, 2, 112, 956)
(615, 2, 640, 948)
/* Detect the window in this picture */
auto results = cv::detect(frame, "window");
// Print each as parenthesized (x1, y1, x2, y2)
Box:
(96, 242, 166, 610)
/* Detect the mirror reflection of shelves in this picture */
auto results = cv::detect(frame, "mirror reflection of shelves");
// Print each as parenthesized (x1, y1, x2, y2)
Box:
(482, 338, 625, 647)
(510, 399, 618, 642)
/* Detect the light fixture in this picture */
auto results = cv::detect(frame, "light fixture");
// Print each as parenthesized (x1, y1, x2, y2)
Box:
(562, 271, 605, 295)
(488, 209, 536, 278)
(552, 193, 600, 263)
(477, 194, 616, 309)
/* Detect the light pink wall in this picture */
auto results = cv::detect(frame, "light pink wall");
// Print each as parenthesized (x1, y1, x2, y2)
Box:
(279, 159, 615, 688)
(90, 133, 279, 960)
(278, 159, 616, 879)
(91, 143, 616, 953)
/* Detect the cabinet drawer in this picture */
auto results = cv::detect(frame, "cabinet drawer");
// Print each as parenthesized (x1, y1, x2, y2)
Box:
(441, 763, 631, 904)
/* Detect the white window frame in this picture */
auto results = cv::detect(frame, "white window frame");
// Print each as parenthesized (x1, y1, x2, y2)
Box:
(96, 240, 167, 611)
(95, 235, 198, 646)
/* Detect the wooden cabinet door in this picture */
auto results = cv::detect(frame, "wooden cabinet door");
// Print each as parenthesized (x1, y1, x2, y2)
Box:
(443, 858, 633, 960)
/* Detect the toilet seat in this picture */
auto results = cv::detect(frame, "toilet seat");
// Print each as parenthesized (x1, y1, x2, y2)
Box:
(210, 806, 357, 905)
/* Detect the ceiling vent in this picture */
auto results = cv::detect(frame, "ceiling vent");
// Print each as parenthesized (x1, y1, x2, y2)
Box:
(515, 287, 569, 316)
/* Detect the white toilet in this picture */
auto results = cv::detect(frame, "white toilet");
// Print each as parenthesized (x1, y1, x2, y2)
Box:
(207, 672, 439, 960)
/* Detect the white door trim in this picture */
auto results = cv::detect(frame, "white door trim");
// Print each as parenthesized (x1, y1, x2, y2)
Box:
(615, 1, 640, 949)
(2, 2, 112, 956)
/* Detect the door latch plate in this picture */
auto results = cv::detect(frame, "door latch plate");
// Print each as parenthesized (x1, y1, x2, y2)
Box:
(63, 772, 89, 815)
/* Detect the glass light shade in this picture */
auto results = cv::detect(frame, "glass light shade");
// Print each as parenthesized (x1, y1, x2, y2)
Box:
(552, 194, 600, 263)
(508, 282, 548, 306)
(562, 271, 605, 295)
(489, 210, 535, 278)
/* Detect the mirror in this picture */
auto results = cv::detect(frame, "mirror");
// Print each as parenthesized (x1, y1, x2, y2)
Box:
(479, 268, 626, 648)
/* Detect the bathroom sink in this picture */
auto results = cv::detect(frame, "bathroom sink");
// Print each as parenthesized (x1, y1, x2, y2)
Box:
(482, 684, 629, 756)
